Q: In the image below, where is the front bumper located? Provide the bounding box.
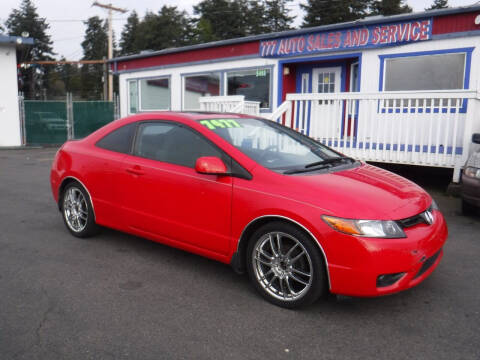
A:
[326,210,448,297]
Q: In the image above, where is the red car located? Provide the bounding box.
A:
[50,112,447,308]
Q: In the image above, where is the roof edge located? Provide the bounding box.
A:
[110,4,480,63]
[0,34,35,46]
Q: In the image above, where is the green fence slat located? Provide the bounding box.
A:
[24,101,68,145]
[23,100,115,145]
[73,101,114,139]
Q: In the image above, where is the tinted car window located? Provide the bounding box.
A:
[134,122,224,168]
[96,123,136,154]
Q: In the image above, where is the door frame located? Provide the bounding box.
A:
[312,66,342,94]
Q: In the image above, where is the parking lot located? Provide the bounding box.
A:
[0,148,479,360]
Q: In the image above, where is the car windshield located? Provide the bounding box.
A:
[198,117,354,174]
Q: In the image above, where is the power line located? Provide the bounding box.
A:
[21,60,105,65]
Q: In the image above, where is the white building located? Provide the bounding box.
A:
[112,5,480,182]
[0,34,33,147]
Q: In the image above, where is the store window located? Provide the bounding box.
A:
[350,63,359,92]
[383,53,466,91]
[140,77,170,110]
[226,68,270,109]
[183,73,221,110]
[128,80,138,114]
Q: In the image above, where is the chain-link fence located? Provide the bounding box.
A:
[19,93,120,146]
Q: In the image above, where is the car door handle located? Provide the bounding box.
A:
[126,166,145,176]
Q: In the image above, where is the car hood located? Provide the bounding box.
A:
[282,163,431,220]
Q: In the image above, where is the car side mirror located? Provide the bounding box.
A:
[195,156,228,175]
[472,133,480,144]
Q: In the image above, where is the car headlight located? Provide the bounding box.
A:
[464,167,480,179]
[322,215,406,238]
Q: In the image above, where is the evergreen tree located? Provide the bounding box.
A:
[120,11,140,55]
[426,0,448,10]
[247,0,268,35]
[193,0,266,41]
[80,16,108,99]
[301,0,370,28]
[370,0,412,16]
[56,59,82,98]
[5,0,54,99]
[264,0,294,32]
[134,6,193,51]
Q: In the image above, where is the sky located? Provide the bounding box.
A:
[0,0,477,60]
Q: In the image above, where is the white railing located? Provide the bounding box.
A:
[269,90,480,182]
[199,95,260,116]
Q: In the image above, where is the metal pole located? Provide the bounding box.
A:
[66,92,75,140]
[103,56,108,101]
[108,8,113,101]
[18,92,26,146]
[92,2,127,102]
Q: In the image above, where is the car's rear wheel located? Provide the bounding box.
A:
[61,182,98,238]
[246,221,327,309]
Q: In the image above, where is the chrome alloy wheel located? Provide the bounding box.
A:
[63,187,88,233]
[252,231,313,302]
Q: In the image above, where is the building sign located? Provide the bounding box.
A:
[260,19,432,57]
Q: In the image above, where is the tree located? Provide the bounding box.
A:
[80,16,108,99]
[370,0,412,16]
[119,11,140,55]
[301,0,371,28]
[264,0,294,32]
[426,0,448,10]
[193,0,246,41]
[134,6,193,51]
[5,0,54,99]
[246,0,268,35]
[193,0,266,41]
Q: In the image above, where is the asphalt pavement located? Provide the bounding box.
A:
[0,148,479,360]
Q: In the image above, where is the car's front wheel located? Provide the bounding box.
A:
[61,182,98,238]
[246,221,327,308]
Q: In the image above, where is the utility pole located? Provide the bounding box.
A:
[92,2,127,101]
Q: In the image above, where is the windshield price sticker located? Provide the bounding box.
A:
[200,119,242,130]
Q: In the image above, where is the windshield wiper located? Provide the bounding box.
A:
[283,165,331,175]
[283,156,356,175]
[304,156,355,168]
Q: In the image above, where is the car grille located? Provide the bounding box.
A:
[414,250,441,279]
[396,206,433,228]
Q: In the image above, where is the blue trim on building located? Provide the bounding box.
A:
[321,141,463,155]
[277,52,362,115]
[378,47,474,113]
[0,35,34,46]
[378,47,474,91]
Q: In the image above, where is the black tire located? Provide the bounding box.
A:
[246,221,327,309]
[60,181,99,238]
[461,199,477,216]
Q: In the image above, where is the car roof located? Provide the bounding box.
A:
[124,111,253,124]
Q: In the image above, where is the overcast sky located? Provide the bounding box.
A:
[0,0,477,60]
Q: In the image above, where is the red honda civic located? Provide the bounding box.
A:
[50,112,447,308]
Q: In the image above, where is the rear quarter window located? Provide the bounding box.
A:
[96,123,136,154]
